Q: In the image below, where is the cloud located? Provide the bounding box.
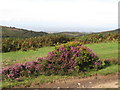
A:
[0,0,118,32]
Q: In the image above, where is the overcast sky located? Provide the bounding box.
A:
[0,0,119,32]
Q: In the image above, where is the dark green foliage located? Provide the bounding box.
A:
[2,35,72,52]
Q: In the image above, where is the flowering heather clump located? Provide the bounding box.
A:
[2,41,102,80]
[41,42,101,75]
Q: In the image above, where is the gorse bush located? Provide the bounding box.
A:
[2,41,102,80]
[55,41,82,50]
[2,35,72,52]
[76,32,119,44]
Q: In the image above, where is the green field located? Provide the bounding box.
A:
[2,42,119,88]
[85,42,118,59]
[2,46,55,67]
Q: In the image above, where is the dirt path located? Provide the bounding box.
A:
[37,73,119,88]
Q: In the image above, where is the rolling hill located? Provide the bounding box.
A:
[1,26,48,38]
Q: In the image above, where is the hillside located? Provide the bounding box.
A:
[1,26,48,38]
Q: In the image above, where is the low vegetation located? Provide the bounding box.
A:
[2,34,72,52]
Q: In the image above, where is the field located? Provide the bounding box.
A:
[85,42,118,59]
[2,41,119,88]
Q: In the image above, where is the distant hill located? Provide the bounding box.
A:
[53,29,119,37]
[1,26,48,38]
[53,32,87,37]
[92,29,119,34]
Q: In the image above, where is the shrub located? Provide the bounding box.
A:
[38,41,101,75]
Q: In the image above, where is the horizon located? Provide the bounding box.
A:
[1,25,117,33]
[0,0,118,32]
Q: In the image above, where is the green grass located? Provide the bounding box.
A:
[85,42,118,59]
[2,46,54,67]
[87,65,119,76]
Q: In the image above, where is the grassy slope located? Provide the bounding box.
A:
[2,26,48,38]
[2,42,119,88]
[2,47,54,67]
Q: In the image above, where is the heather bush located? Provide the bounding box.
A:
[41,41,101,75]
